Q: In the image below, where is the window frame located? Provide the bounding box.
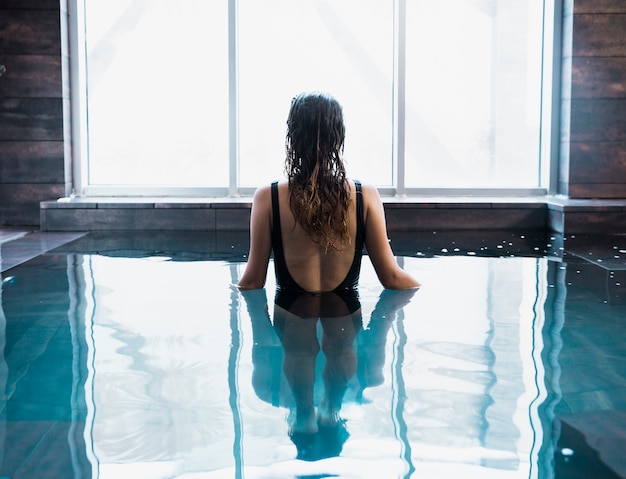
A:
[67,0,562,198]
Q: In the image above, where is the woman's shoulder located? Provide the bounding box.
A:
[349,180,381,201]
[250,184,274,211]
[252,180,290,206]
[254,180,286,194]
[253,183,271,197]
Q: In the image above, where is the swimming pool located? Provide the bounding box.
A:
[1,231,624,478]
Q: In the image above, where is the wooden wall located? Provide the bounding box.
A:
[562,0,626,198]
[0,0,68,226]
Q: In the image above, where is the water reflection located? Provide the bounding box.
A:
[0,251,571,478]
[4,231,626,477]
[242,287,416,462]
[0,261,7,473]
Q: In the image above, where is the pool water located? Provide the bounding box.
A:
[0,231,625,478]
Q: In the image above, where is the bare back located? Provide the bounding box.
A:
[275,180,358,292]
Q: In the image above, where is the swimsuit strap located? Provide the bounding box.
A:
[355,180,364,248]
[270,181,281,248]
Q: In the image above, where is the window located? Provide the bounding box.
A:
[404,0,546,190]
[71,0,556,196]
[82,1,229,189]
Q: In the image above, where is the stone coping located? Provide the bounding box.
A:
[41,195,626,210]
[39,196,626,234]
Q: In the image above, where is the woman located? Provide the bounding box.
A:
[237,92,419,292]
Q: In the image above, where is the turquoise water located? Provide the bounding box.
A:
[1,232,625,478]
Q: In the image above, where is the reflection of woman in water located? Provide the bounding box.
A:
[241,287,416,462]
[274,289,361,461]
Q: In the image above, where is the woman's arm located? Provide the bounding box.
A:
[237,185,273,289]
[362,185,420,290]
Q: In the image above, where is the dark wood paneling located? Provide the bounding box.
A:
[572,14,626,57]
[566,4,626,200]
[0,3,65,226]
[0,54,62,98]
[570,142,626,183]
[0,141,64,182]
[0,98,63,141]
[0,183,64,226]
[0,10,61,55]
[569,183,626,198]
[574,0,626,14]
[0,0,59,9]
[569,99,626,143]
[572,57,626,99]
[569,142,626,184]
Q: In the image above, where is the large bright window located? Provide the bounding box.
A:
[83,1,229,188]
[72,0,555,196]
[405,1,545,189]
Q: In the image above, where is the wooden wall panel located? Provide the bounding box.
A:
[0,141,64,183]
[0,0,59,9]
[572,14,626,57]
[0,98,64,141]
[572,58,626,99]
[574,1,626,14]
[0,184,65,226]
[0,54,62,98]
[570,139,626,197]
[0,10,61,55]
[569,183,626,198]
[565,2,626,199]
[569,142,626,184]
[568,97,626,198]
[569,99,626,143]
[0,2,65,226]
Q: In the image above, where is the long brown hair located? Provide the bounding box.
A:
[285,92,351,252]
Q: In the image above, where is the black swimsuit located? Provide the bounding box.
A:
[271,180,365,296]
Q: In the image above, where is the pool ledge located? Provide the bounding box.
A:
[39,196,626,234]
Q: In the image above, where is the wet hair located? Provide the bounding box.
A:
[285,92,351,252]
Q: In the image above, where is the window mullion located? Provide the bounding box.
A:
[393,0,406,196]
[542,0,563,195]
[69,0,89,196]
[229,0,239,196]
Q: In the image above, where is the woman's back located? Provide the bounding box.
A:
[274,180,360,292]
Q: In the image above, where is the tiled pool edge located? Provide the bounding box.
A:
[40,197,626,234]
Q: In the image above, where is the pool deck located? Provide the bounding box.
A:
[0,229,86,273]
